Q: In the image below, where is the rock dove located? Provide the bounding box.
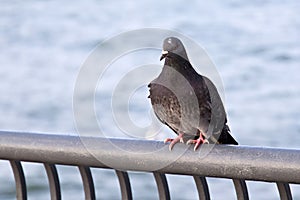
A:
[148,37,238,151]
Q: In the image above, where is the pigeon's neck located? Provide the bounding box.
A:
[163,53,199,78]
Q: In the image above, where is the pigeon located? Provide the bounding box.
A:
[148,37,238,151]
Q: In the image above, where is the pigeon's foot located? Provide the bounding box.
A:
[164,133,184,151]
[186,134,209,151]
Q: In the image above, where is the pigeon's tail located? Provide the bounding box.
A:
[218,125,238,145]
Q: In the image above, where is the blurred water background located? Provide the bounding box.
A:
[0,0,299,199]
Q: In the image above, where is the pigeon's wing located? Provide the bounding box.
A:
[202,76,238,144]
[202,76,227,128]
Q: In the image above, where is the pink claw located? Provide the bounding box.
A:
[186,133,209,151]
[164,133,184,151]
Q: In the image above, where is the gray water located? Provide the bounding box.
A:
[0,0,300,199]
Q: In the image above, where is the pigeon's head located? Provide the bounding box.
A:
[160,37,188,61]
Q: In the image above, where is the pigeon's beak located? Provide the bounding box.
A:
[160,50,168,61]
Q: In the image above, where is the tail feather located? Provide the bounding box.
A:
[218,125,238,145]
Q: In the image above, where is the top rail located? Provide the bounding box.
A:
[0,130,299,184]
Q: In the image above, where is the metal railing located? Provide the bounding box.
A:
[0,130,299,200]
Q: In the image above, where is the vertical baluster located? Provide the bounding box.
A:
[276,182,292,200]
[153,172,170,200]
[233,179,249,200]
[193,176,210,200]
[44,163,61,200]
[78,166,96,200]
[10,160,27,200]
[115,170,132,200]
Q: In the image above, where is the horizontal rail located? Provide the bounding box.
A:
[0,131,300,184]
